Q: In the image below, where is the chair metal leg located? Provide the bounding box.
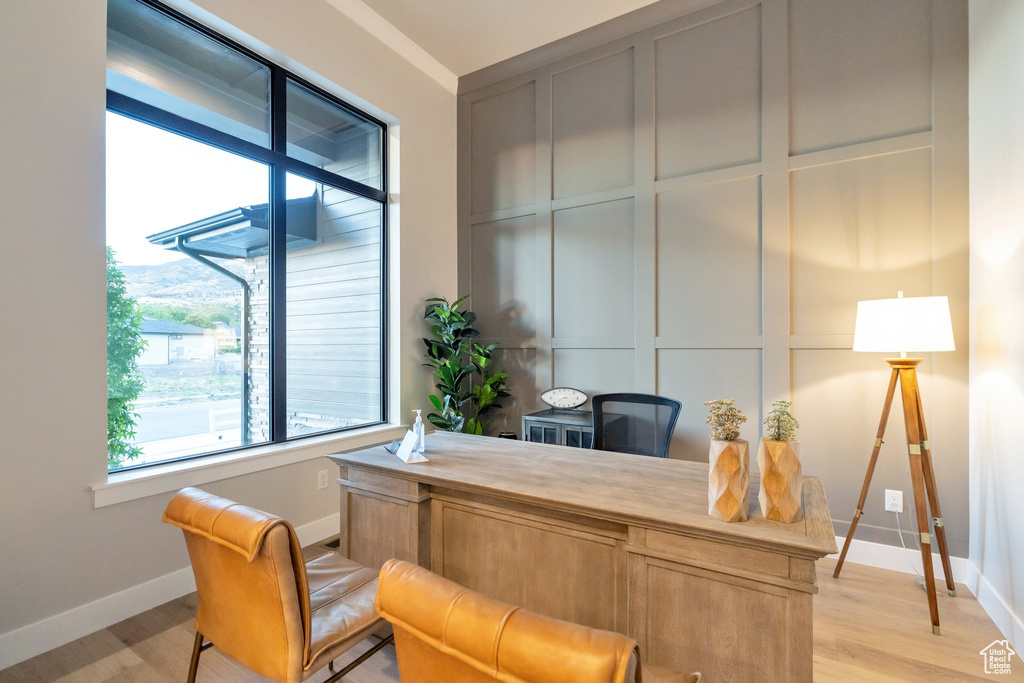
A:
[187,631,204,683]
[323,634,395,683]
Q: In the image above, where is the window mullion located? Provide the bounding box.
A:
[270,67,288,443]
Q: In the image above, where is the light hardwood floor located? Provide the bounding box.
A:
[2,549,1019,682]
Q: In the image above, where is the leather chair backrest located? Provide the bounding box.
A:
[375,559,640,683]
[163,487,312,681]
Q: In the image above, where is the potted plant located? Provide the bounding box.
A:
[422,296,510,434]
[758,400,803,523]
[704,399,749,522]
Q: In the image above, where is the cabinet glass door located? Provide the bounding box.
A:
[528,424,543,443]
[543,426,559,444]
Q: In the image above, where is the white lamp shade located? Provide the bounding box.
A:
[853,296,955,353]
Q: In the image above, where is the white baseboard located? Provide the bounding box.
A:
[294,512,341,548]
[964,561,1024,650]
[0,512,340,671]
[831,535,970,584]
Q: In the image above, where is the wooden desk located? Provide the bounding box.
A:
[328,432,836,681]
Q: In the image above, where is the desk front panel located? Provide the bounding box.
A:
[429,494,628,633]
[337,465,816,681]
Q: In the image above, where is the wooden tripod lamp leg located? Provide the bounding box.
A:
[834,368,900,579]
[915,390,957,597]
[899,365,941,635]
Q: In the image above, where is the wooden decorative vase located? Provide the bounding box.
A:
[708,439,750,522]
[757,439,803,523]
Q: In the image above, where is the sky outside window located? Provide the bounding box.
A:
[106,111,315,267]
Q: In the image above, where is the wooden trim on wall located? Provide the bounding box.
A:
[760,0,790,406]
[633,38,657,393]
[552,337,637,349]
[534,73,555,394]
[656,336,764,349]
[469,205,537,225]
[458,0,758,94]
[551,186,635,212]
[787,131,934,171]
[654,161,763,193]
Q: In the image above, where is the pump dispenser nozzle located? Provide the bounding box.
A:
[412,410,425,453]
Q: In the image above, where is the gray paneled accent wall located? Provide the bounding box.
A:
[458,0,968,555]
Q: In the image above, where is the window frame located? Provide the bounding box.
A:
[106,0,389,472]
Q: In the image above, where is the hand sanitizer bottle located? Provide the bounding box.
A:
[413,410,426,453]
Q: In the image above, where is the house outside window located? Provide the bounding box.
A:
[105,0,387,471]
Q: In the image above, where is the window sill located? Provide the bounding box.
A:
[91,423,408,508]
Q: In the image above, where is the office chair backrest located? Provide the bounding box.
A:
[162,487,311,681]
[375,559,640,682]
[591,393,682,459]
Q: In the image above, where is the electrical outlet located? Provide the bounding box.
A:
[884,489,903,513]
[317,470,329,490]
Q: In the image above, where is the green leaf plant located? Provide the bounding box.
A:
[106,247,148,468]
[422,296,511,435]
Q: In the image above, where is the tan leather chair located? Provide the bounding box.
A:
[162,487,391,683]
[375,559,701,683]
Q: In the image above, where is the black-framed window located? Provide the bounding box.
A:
[105,0,387,472]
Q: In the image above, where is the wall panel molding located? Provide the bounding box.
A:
[533,73,554,390]
[654,161,762,193]
[458,0,968,554]
[633,38,657,393]
[552,337,636,349]
[788,130,934,171]
[459,0,754,93]
[469,205,537,225]
[550,186,636,212]
[657,336,764,349]
[760,0,790,409]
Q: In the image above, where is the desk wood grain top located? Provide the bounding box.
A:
[328,432,837,559]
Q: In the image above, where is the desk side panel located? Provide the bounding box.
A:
[635,556,804,681]
[339,469,430,569]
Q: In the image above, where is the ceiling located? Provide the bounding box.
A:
[353,0,663,76]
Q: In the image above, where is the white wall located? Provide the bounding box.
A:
[968,0,1024,648]
[0,0,455,663]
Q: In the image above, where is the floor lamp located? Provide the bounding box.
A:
[832,292,956,635]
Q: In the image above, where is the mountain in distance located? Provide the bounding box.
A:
[122,258,245,306]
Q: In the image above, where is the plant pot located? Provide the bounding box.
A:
[757,439,803,523]
[708,439,750,522]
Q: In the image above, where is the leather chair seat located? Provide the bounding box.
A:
[305,553,381,670]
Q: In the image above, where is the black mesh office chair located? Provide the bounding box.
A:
[591,393,682,459]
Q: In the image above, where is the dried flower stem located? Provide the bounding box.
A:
[704,398,747,441]
[763,400,799,442]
